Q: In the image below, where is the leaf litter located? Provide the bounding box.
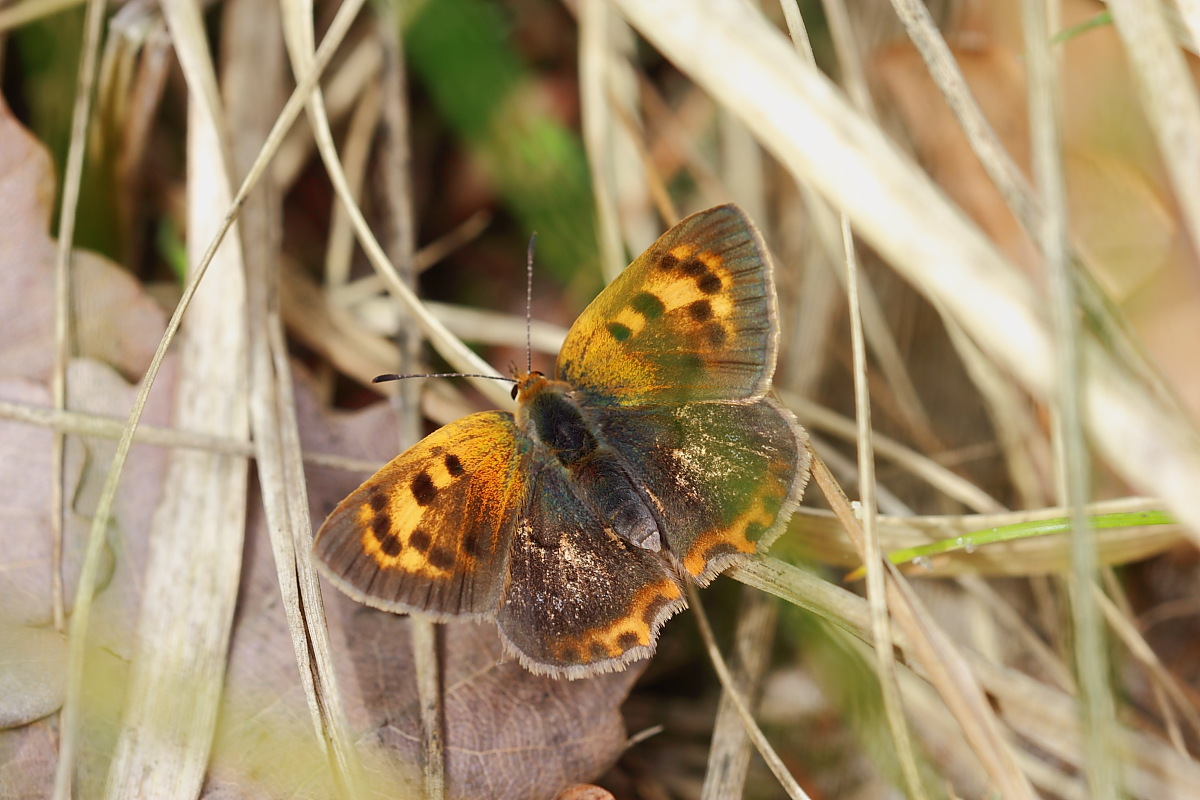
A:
[0,87,638,800]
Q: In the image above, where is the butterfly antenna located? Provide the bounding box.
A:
[373,372,517,385]
[525,232,537,375]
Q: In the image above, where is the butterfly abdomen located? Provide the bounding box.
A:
[568,454,664,552]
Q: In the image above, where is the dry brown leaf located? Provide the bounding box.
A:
[0,94,165,385]
[0,79,637,799]
[0,359,177,795]
[0,91,174,769]
[552,784,617,800]
[0,715,57,799]
[3,364,637,800]
[0,625,67,730]
[204,380,640,800]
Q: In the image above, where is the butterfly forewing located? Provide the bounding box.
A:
[594,398,810,583]
[556,205,780,405]
[496,457,687,677]
[313,411,527,619]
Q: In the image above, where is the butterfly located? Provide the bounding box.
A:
[313,204,810,679]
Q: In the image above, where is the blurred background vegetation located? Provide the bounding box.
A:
[4,0,1200,798]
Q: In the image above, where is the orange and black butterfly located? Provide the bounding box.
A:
[314,205,810,678]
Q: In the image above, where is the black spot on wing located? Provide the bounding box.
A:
[409,529,432,553]
[462,527,485,558]
[687,299,713,322]
[428,546,456,570]
[697,271,722,294]
[411,472,437,506]
[642,591,675,624]
[372,521,403,557]
[444,453,464,476]
[367,489,388,513]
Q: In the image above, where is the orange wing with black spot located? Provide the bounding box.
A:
[313,411,528,619]
[556,205,779,405]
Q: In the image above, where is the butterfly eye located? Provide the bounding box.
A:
[511,383,520,400]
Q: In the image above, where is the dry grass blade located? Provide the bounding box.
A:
[811,451,1037,798]
[323,81,382,292]
[231,0,365,797]
[579,0,629,282]
[51,0,368,795]
[410,618,445,800]
[102,1,249,796]
[50,0,108,640]
[1025,1,1120,796]
[888,0,1037,232]
[686,584,813,800]
[0,398,383,474]
[699,588,777,800]
[378,2,446,794]
[843,215,927,798]
[1108,0,1200,255]
[279,0,510,409]
[49,0,138,793]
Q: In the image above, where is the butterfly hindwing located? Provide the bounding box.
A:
[313,411,528,618]
[496,457,686,677]
[593,398,810,583]
[556,205,779,405]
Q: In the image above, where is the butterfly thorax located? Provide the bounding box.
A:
[514,372,597,466]
[514,371,665,553]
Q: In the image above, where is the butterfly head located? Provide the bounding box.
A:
[511,369,576,419]
[510,369,580,407]
[510,369,544,402]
